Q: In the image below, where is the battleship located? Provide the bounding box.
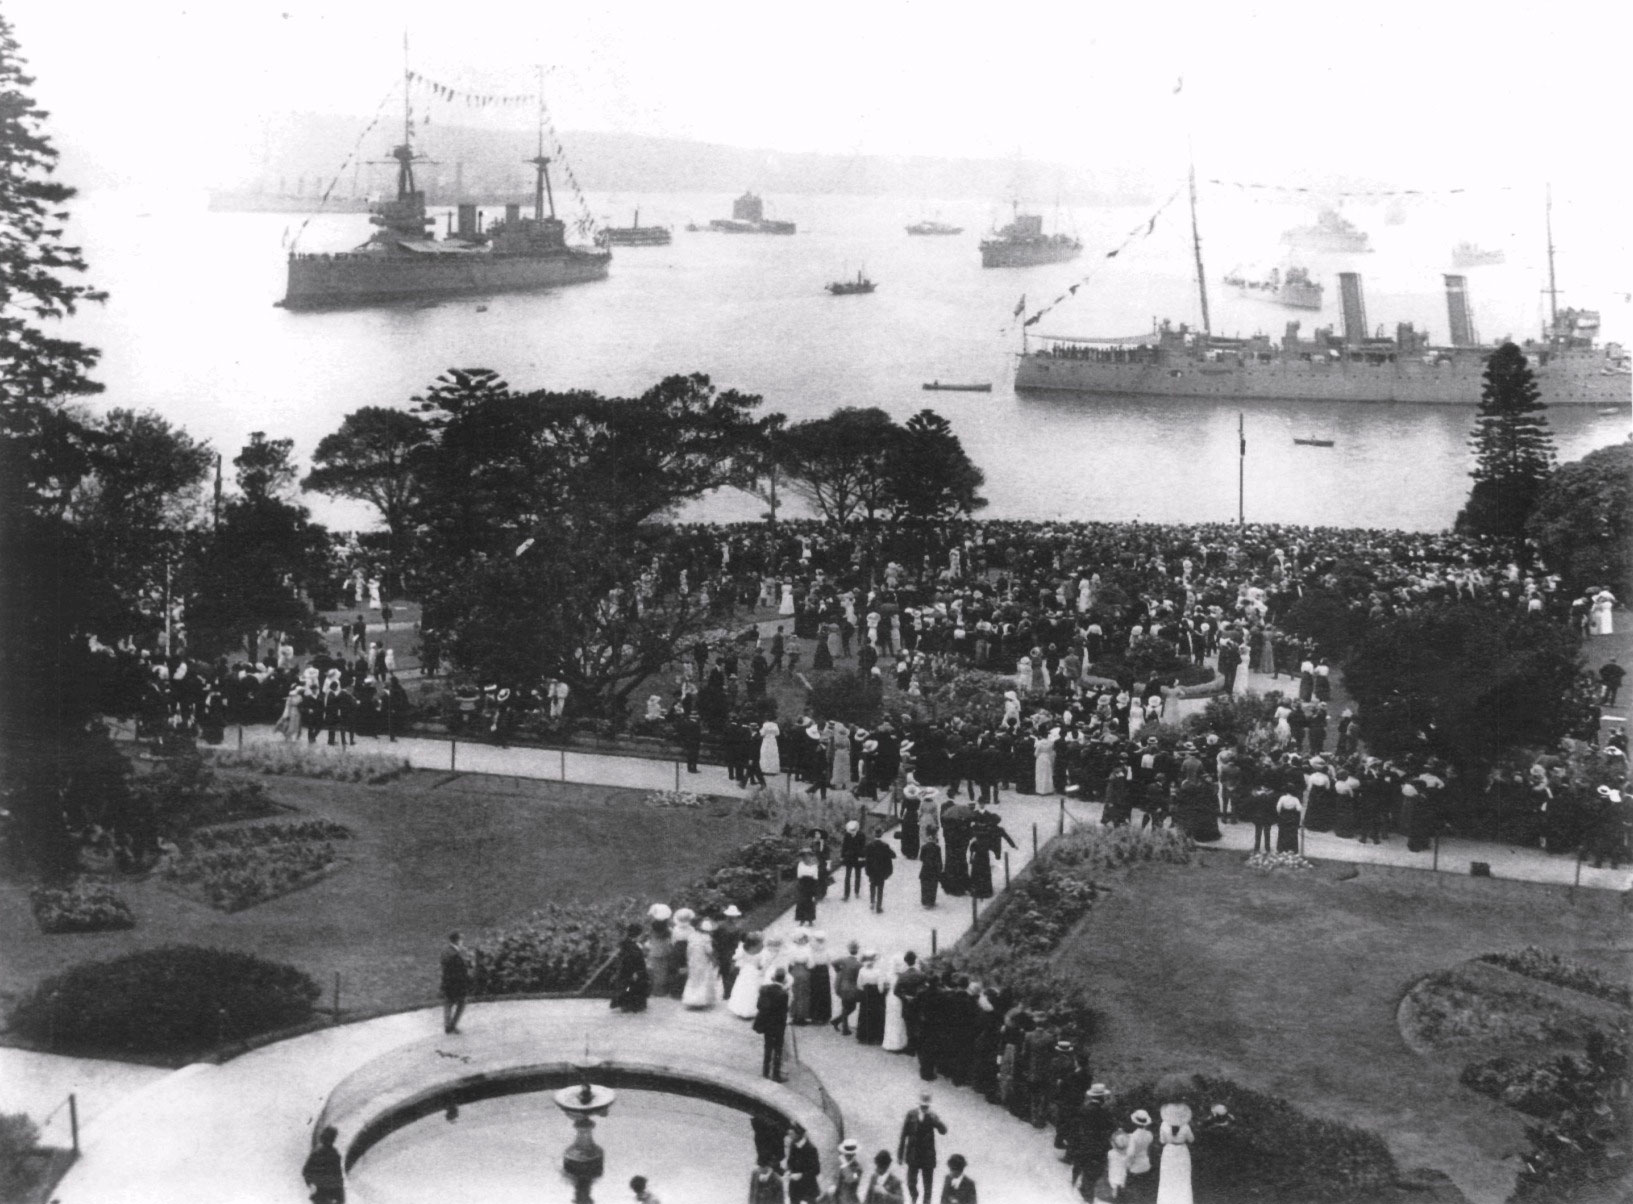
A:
[980,204,1082,268]
[1015,181,1630,407]
[596,209,672,247]
[906,219,963,236]
[701,192,796,234]
[1451,241,1505,268]
[281,75,609,309]
[1223,265,1323,310]
[1282,209,1371,253]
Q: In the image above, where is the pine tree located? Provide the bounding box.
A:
[1455,342,1556,541]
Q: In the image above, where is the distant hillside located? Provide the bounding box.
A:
[207,111,1158,205]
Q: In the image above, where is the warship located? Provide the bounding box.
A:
[596,208,671,247]
[980,204,1082,268]
[1223,265,1323,310]
[705,192,796,234]
[281,75,608,309]
[906,218,963,235]
[1015,181,1630,407]
[1451,241,1505,268]
[1281,208,1371,253]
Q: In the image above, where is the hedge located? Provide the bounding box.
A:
[7,946,320,1056]
[472,899,646,995]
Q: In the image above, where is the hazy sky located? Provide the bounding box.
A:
[12,0,1632,198]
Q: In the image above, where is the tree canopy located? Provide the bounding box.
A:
[1526,440,1633,597]
[1455,342,1556,541]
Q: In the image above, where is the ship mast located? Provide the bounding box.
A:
[528,65,556,222]
[1187,141,1212,338]
[394,31,416,200]
[1544,183,1559,344]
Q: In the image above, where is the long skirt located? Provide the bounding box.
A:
[808,965,833,1024]
[941,841,971,896]
[969,847,994,899]
[790,963,813,1024]
[1276,815,1301,853]
[856,985,886,1045]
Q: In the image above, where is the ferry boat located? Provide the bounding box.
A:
[596,208,672,247]
[282,70,608,308]
[1014,185,1629,407]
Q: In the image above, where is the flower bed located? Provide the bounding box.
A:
[472,899,646,995]
[1479,947,1633,1010]
[30,880,136,935]
[1246,850,1316,873]
[209,744,411,783]
[644,789,705,809]
[1402,968,1601,1049]
[6,945,320,1057]
[162,821,353,912]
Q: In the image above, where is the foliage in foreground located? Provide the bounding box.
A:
[209,743,410,783]
[7,946,319,1056]
[1505,1023,1632,1204]
[472,899,647,995]
[1110,1075,1399,1204]
[30,879,136,934]
[0,1112,44,1199]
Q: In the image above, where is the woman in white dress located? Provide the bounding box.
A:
[828,722,852,792]
[779,581,796,616]
[759,720,782,777]
[881,956,909,1052]
[1155,1103,1195,1204]
[1273,703,1294,747]
[1015,655,1033,693]
[273,686,302,741]
[682,918,723,1009]
[1127,694,1145,739]
[726,934,764,1019]
[1034,728,1059,796]
[1593,589,1617,635]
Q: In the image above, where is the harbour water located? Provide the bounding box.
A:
[63,187,1629,532]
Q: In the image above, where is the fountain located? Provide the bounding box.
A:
[553,1067,616,1203]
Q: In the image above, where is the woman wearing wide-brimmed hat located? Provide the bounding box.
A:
[1155,1102,1194,1204]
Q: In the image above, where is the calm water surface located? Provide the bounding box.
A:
[63,188,1630,531]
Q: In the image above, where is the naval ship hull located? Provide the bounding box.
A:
[1014,350,1630,406]
[980,242,1082,268]
[282,248,610,309]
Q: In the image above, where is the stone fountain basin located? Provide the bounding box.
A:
[316,1008,843,1185]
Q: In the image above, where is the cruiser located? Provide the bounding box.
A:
[1223,265,1323,311]
[1015,181,1629,407]
[1282,208,1371,253]
[282,72,608,309]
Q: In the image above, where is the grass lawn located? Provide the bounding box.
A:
[1054,852,1629,1204]
[0,770,768,1033]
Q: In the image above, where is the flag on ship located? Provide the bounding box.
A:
[1013,295,1026,318]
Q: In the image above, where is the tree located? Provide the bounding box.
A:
[184,433,330,659]
[885,408,986,525]
[302,406,430,591]
[0,14,114,877]
[1343,602,1583,769]
[1526,441,1633,598]
[68,409,212,640]
[1455,343,1556,541]
[779,407,900,527]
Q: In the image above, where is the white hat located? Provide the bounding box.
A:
[846,820,860,833]
[1131,1109,1152,1126]
[722,905,742,918]
[647,903,672,922]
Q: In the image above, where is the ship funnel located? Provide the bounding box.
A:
[457,203,478,237]
[1338,273,1367,345]
[1443,275,1474,347]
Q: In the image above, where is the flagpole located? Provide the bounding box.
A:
[1237,412,1245,526]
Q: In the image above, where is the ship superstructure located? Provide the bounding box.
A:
[980,204,1081,268]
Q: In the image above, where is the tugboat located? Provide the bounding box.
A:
[826,270,876,295]
[706,191,796,234]
[282,68,608,308]
[1451,242,1505,268]
[980,203,1082,268]
[1281,209,1371,253]
[907,218,963,236]
[596,208,671,247]
[1223,265,1323,310]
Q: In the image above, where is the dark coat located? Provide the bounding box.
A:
[787,1136,823,1202]
[754,982,790,1034]
[898,1107,948,1166]
[864,837,896,881]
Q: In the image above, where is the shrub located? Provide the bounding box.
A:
[805,670,885,727]
[1047,823,1197,872]
[162,821,352,911]
[1186,690,1287,741]
[735,788,856,835]
[1404,969,1600,1048]
[472,899,645,995]
[1479,947,1633,1010]
[1246,850,1316,873]
[6,946,320,1056]
[1107,1075,1398,1204]
[31,880,136,934]
[130,745,277,838]
[0,1112,43,1199]
[1508,1023,1632,1203]
[208,744,410,783]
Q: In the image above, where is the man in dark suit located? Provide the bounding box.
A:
[893,952,929,1055]
[753,968,790,1082]
[939,1153,976,1204]
[786,1122,822,1203]
[864,827,897,913]
[671,705,701,773]
[713,906,743,996]
[839,820,867,900]
[897,1090,948,1204]
[1217,637,1242,694]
